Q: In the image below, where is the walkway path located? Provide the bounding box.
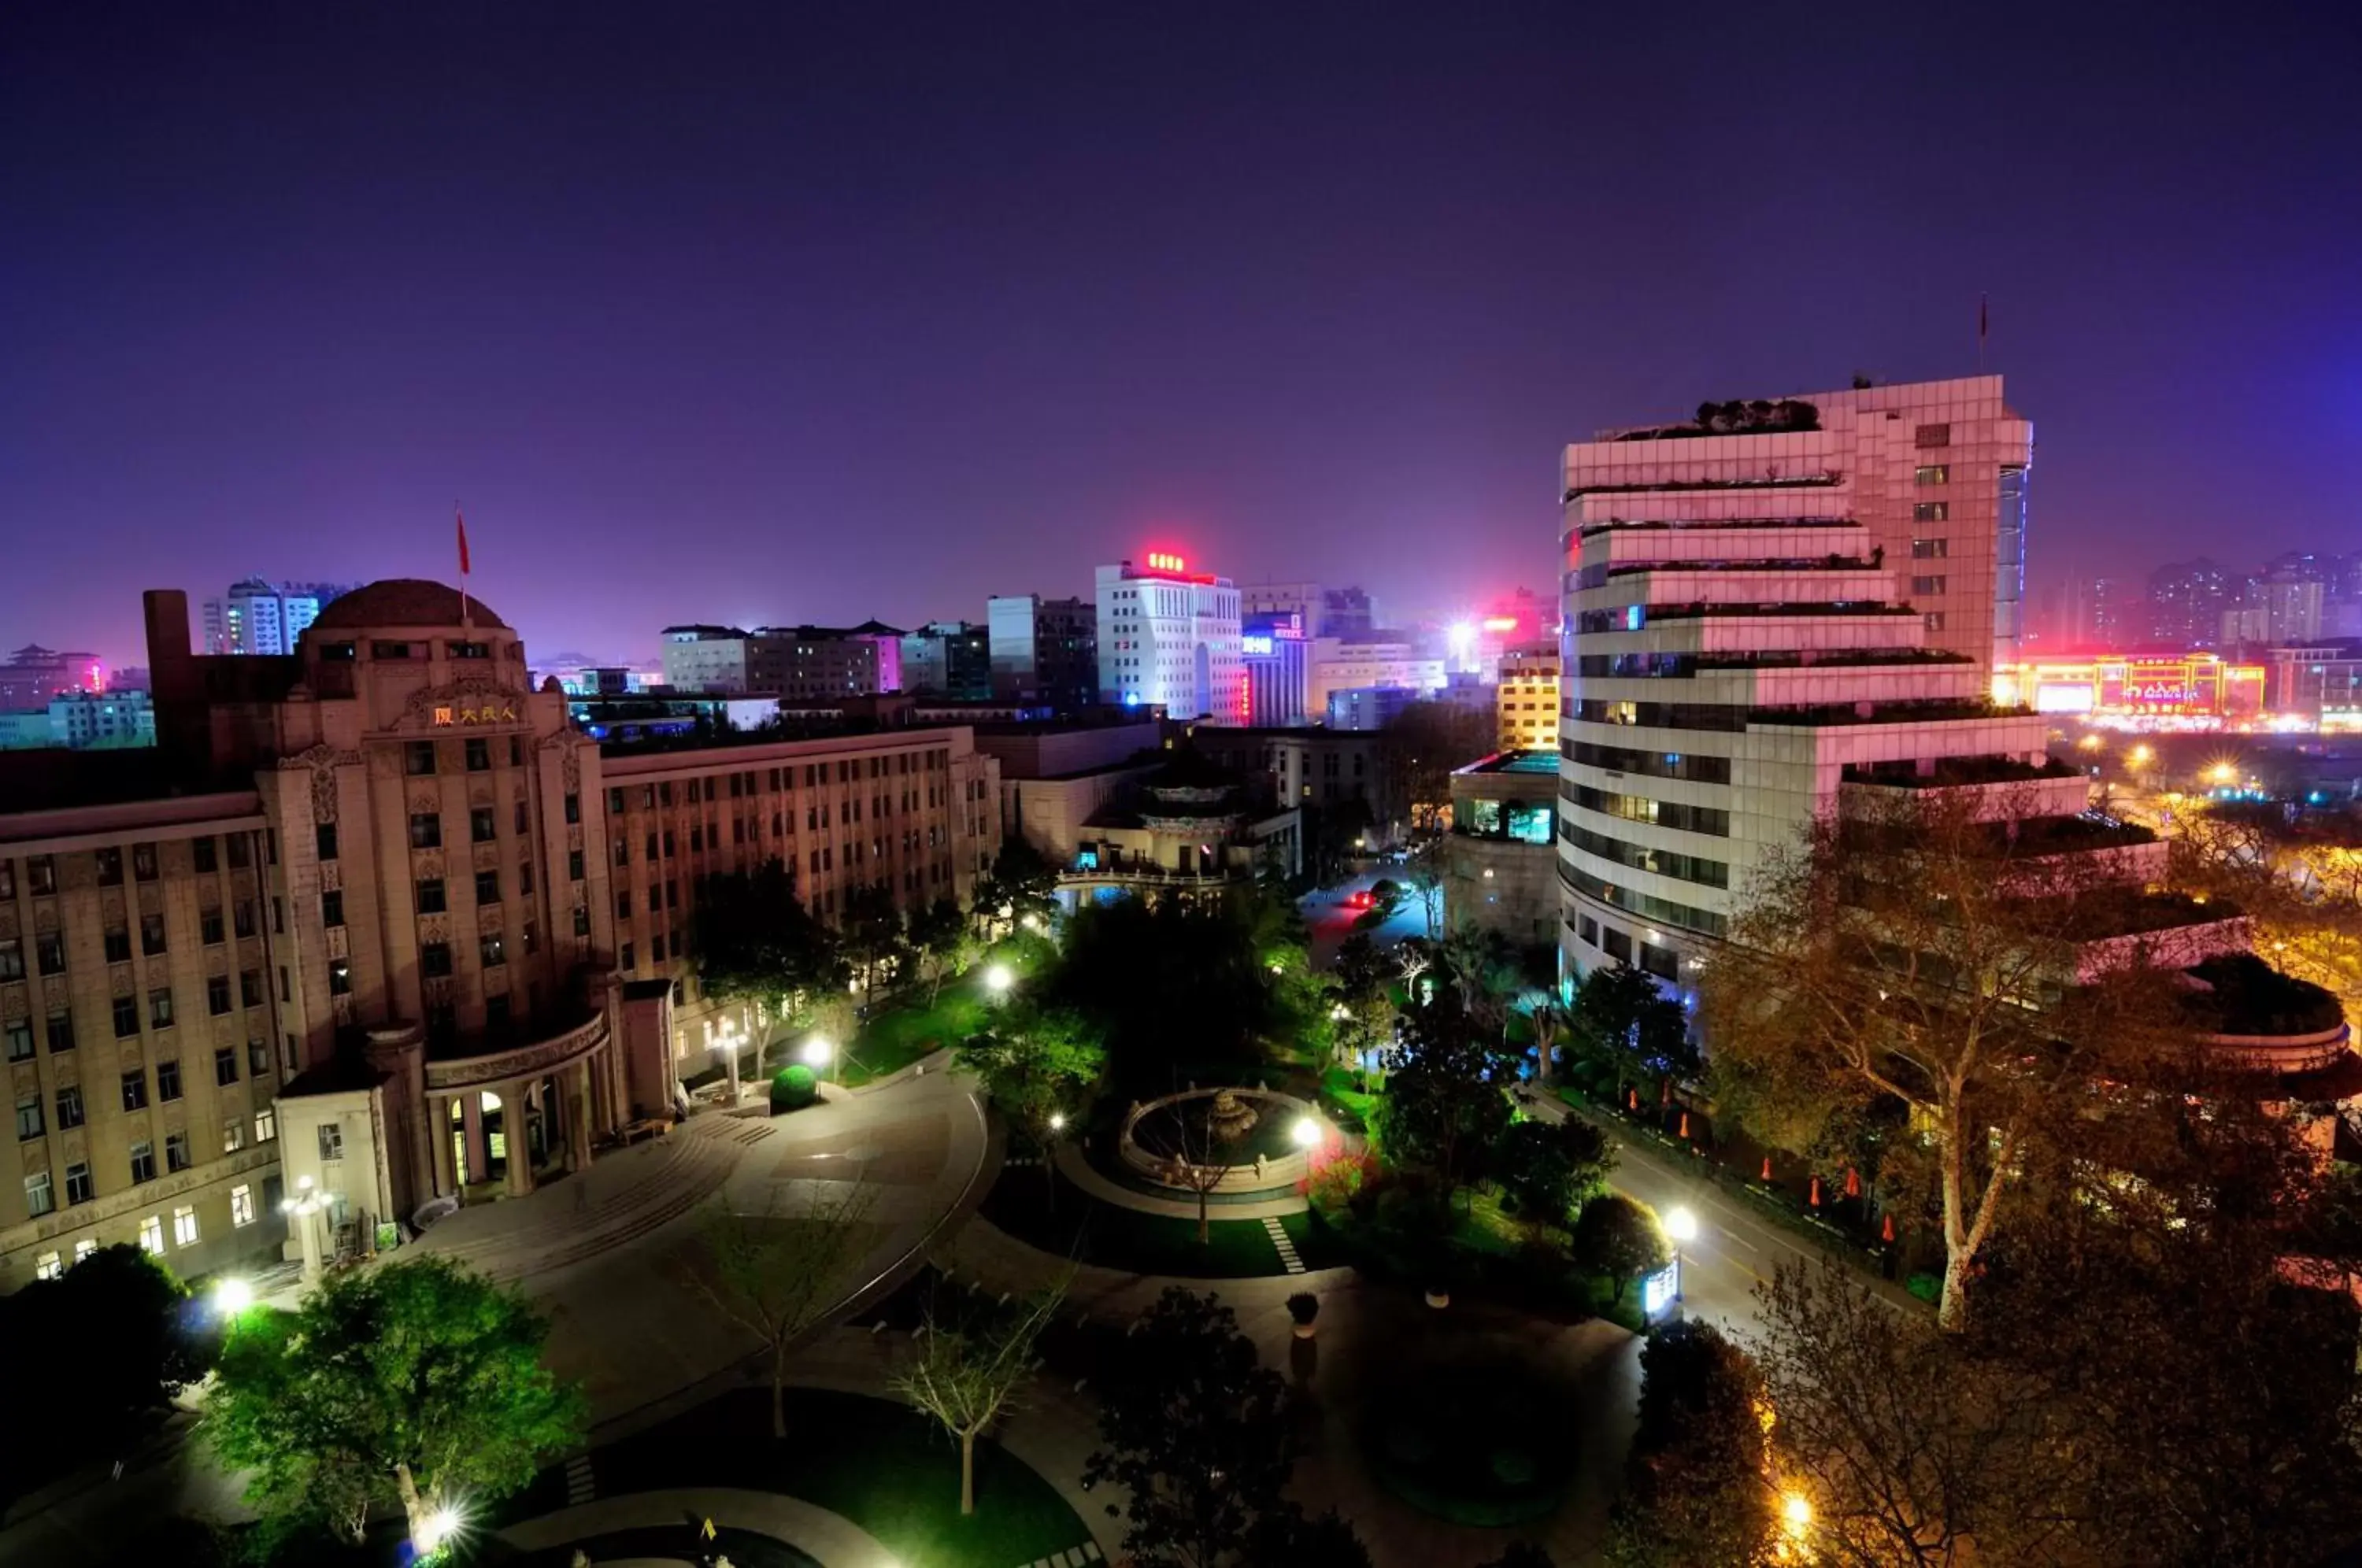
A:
[499,1486,896,1567]
[1052,1141,1308,1220]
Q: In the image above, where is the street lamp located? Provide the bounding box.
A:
[709,1019,742,1106]
[1048,1111,1066,1133]
[983,963,1014,996]
[2128,743,2154,767]
[212,1276,255,1318]
[1781,1491,1814,1551]
[1665,1204,1698,1304]
[414,1503,465,1559]
[280,1176,326,1283]
[1290,1116,1323,1150]
[801,1034,836,1078]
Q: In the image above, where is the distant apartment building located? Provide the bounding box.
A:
[1319,586,1379,638]
[2145,559,2238,650]
[1241,612,1311,727]
[200,580,357,656]
[0,692,159,752]
[1496,642,1561,751]
[0,645,106,710]
[1241,582,1324,637]
[899,622,990,701]
[2224,575,2326,649]
[1325,686,1416,731]
[1096,555,1243,723]
[985,595,1099,711]
[661,623,905,698]
[1306,637,1445,718]
[1191,724,1398,841]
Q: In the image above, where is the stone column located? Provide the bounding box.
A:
[428,1096,457,1196]
[567,1061,594,1172]
[460,1093,488,1188]
[501,1086,536,1198]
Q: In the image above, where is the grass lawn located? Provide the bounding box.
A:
[982,1161,1346,1278]
[591,1386,1093,1568]
[1319,1064,1379,1131]
[839,982,991,1086]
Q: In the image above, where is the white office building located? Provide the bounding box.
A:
[201,579,357,656]
[1096,554,1243,723]
[1559,377,2055,985]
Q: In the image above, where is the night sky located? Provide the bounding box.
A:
[6,2,2357,668]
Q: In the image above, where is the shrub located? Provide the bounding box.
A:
[770,1064,819,1113]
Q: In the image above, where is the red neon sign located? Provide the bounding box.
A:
[1145,551,1187,574]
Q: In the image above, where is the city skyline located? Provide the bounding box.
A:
[8,4,2360,666]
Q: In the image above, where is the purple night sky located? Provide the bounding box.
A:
[5,3,2358,668]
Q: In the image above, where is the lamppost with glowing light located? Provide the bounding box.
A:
[280,1175,326,1283]
[1780,1490,1814,1559]
[212,1276,256,1318]
[802,1034,836,1082]
[983,963,1014,997]
[413,1503,465,1562]
[709,1018,743,1106]
[1665,1204,1698,1305]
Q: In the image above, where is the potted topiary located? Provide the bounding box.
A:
[769,1063,819,1115]
[1287,1292,1320,1340]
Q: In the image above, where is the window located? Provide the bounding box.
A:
[420,941,453,978]
[0,938,20,981]
[156,1058,182,1101]
[374,640,413,660]
[140,913,167,956]
[225,835,250,869]
[138,1215,163,1255]
[105,926,132,963]
[187,835,217,875]
[608,787,626,815]
[409,812,442,849]
[249,1039,268,1075]
[470,807,497,844]
[1911,575,1948,596]
[663,830,676,857]
[55,1085,82,1129]
[1912,537,1949,559]
[208,976,232,1015]
[328,959,351,997]
[1912,501,1949,523]
[235,900,257,937]
[215,1046,239,1086]
[3,1021,29,1063]
[486,993,512,1031]
[169,1204,198,1248]
[122,1070,149,1112]
[1914,463,1949,485]
[665,879,677,908]
[65,1162,93,1205]
[149,988,175,1029]
[95,847,123,885]
[513,800,528,834]
[465,738,491,772]
[651,934,666,963]
[519,862,534,894]
[200,908,224,945]
[476,869,501,905]
[231,1184,255,1226]
[1923,611,1947,632]
[568,849,584,882]
[17,1093,43,1141]
[620,941,635,969]
[1914,422,1951,449]
[614,838,630,868]
[316,822,339,861]
[416,877,447,914]
[25,1173,54,1218]
[573,906,591,937]
[510,737,524,767]
[317,1122,344,1161]
[129,1141,156,1184]
[449,639,491,659]
[34,1249,60,1279]
[407,740,438,775]
[240,970,262,1007]
[564,793,580,825]
[254,1108,276,1143]
[166,1131,191,1172]
[272,896,286,934]
[480,933,506,969]
[28,854,57,893]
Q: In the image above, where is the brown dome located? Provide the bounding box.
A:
[311,580,508,631]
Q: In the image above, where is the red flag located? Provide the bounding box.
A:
[1979,294,1989,343]
[455,505,472,577]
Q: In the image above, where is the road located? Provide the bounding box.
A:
[1299,867,1435,967]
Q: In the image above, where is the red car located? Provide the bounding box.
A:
[1344,889,1375,910]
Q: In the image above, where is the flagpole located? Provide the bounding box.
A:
[1978,294,1988,373]
[455,502,472,629]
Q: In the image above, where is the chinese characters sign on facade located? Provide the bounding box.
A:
[433,704,520,727]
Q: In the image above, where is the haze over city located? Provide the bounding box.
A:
[8,2,2360,666]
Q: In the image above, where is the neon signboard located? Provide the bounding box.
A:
[1144,551,1187,574]
[1240,635,1274,655]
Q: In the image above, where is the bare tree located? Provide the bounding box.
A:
[1701,785,2197,1331]
[683,1181,877,1437]
[2175,803,2362,1022]
[890,1278,1068,1514]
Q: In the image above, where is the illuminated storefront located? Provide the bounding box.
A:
[1992,653,2265,724]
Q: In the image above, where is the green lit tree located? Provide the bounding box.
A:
[1572,1193,1672,1305]
[975,838,1061,936]
[907,894,979,1004]
[956,1004,1105,1201]
[839,881,909,1007]
[690,858,846,1038]
[891,1280,1067,1514]
[1491,1115,1615,1226]
[205,1256,583,1551]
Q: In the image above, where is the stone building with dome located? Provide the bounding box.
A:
[0,580,1000,1289]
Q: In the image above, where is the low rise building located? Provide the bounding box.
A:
[1097,555,1243,723]
[986,595,1099,712]
[1442,752,1560,949]
[1496,642,1561,752]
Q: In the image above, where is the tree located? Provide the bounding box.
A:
[891,1281,1066,1514]
[1571,1193,1671,1304]
[1565,963,1694,1086]
[1491,1116,1615,1225]
[1698,786,2194,1332]
[1332,934,1399,1088]
[206,1256,583,1551]
[690,859,846,1041]
[907,894,978,1004]
[683,1182,877,1437]
[1378,701,1496,837]
[975,837,1060,936]
[1372,998,1516,1205]
[1083,1288,1295,1568]
[956,1004,1105,1202]
[2175,802,2362,1022]
[840,881,909,1007]
[1047,890,1292,1086]
[1244,1506,1374,1567]
[1605,1321,1775,1567]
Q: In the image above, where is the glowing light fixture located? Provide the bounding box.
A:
[1781,1492,1813,1539]
[983,963,1014,994]
[1665,1206,1699,1243]
[801,1035,834,1068]
[2128,744,2154,766]
[1290,1117,1323,1149]
[1049,1112,1066,1132]
[213,1277,255,1316]
[415,1506,464,1557]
